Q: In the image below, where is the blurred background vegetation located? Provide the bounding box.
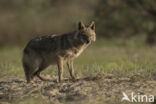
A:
[0,0,156,46]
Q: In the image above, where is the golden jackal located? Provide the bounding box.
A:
[22,21,96,83]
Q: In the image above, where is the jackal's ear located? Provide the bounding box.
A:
[89,21,95,30]
[78,21,85,30]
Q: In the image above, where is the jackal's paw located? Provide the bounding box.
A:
[71,76,77,82]
[72,75,76,79]
[57,79,64,83]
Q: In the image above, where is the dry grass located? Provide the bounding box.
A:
[0,38,156,104]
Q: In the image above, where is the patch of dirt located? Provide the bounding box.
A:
[0,74,156,104]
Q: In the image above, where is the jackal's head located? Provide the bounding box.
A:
[78,21,96,44]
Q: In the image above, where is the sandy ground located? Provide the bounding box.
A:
[0,74,156,104]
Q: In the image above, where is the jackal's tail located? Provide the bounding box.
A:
[22,53,32,83]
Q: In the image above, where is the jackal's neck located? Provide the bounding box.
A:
[71,31,86,48]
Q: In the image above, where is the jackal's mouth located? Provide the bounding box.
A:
[92,36,96,42]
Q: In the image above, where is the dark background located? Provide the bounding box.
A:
[0,0,156,45]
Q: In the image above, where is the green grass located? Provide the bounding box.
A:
[0,37,156,79]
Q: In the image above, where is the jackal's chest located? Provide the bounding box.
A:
[74,48,84,57]
[62,46,86,59]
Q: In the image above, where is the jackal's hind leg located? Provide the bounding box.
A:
[33,64,48,81]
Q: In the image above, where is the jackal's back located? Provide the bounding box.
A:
[24,32,86,60]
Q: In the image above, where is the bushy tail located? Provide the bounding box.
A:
[23,63,31,83]
[22,53,32,83]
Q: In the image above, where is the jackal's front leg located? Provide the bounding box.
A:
[57,58,64,82]
[67,59,76,80]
